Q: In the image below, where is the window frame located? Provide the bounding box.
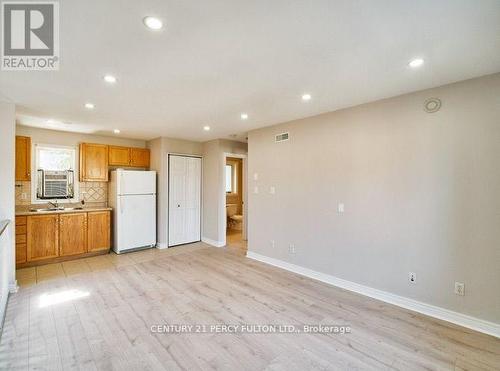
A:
[31,143,79,204]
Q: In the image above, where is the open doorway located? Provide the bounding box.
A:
[224,154,247,251]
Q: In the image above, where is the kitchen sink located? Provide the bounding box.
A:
[30,208,63,212]
[29,207,84,212]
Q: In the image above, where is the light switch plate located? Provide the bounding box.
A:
[253,173,259,181]
[338,203,345,213]
[254,186,259,194]
[270,186,275,194]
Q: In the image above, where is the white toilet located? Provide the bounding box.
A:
[226,204,243,230]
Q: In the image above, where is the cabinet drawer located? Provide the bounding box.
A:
[16,216,27,226]
[16,234,27,244]
[16,225,27,235]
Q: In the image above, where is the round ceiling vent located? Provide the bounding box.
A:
[424,98,441,113]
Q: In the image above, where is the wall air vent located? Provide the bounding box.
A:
[275,132,289,143]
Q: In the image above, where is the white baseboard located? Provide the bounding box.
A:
[8,281,18,294]
[156,242,169,250]
[202,237,225,248]
[246,251,500,339]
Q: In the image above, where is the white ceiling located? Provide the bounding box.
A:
[1,0,500,142]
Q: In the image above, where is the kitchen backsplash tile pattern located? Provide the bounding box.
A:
[15,181,31,205]
[80,182,107,203]
[15,181,107,205]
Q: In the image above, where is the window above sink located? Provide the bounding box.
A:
[32,144,79,204]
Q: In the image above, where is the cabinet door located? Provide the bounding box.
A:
[109,146,131,166]
[16,244,27,264]
[15,136,31,181]
[27,215,59,261]
[59,213,88,256]
[80,143,109,181]
[87,211,111,252]
[130,148,150,168]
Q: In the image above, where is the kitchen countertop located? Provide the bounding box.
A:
[16,206,112,216]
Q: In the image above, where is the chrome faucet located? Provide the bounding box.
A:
[48,200,60,209]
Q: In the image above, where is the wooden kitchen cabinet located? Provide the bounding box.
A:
[80,143,109,181]
[59,213,88,256]
[130,148,150,168]
[87,211,111,252]
[15,136,31,181]
[108,146,150,168]
[27,214,59,261]
[17,210,111,268]
[108,146,131,166]
[15,216,27,264]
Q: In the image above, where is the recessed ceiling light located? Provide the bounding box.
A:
[409,58,424,68]
[302,93,312,101]
[113,129,120,134]
[143,16,163,30]
[103,74,117,83]
[84,103,95,109]
[203,126,211,131]
[240,113,248,120]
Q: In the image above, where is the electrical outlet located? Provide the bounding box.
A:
[270,240,275,248]
[338,203,345,213]
[253,173,259,181]
[408,272,416,283]
[289,244,296,254]
[253,186,259,194]
[454,282,465,296]
[270,186,276,194]
[20,192,27,200]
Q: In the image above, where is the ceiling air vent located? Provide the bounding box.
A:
[275,132,289,143]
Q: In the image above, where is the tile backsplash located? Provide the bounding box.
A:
[80,182,107,203]
[15,180,108,205]
[15,181,31,205]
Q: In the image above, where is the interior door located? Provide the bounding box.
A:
[168,155,201,246]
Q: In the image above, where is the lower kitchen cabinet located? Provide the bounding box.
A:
[87,211,110,252]
[59,213,88,256]
[15,216,27,264]
[18,210,111,267]
[27,214,59,261]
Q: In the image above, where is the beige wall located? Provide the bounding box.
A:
[247,73,500,324]
[147,137,203,247]
[16,125,146,148]
[0,101,16,328]
[202,139,247,244]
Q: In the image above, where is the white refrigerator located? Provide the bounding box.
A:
[109,170,156,253]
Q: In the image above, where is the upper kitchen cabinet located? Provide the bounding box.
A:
[130,148,150,168]
[80,143,109,181]
[108,146,150,168]
[109,146,131,166]
[15,136,31,181]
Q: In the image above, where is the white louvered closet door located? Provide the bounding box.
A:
[168,155,201,246]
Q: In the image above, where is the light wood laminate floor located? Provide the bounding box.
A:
[1,243,499,370]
